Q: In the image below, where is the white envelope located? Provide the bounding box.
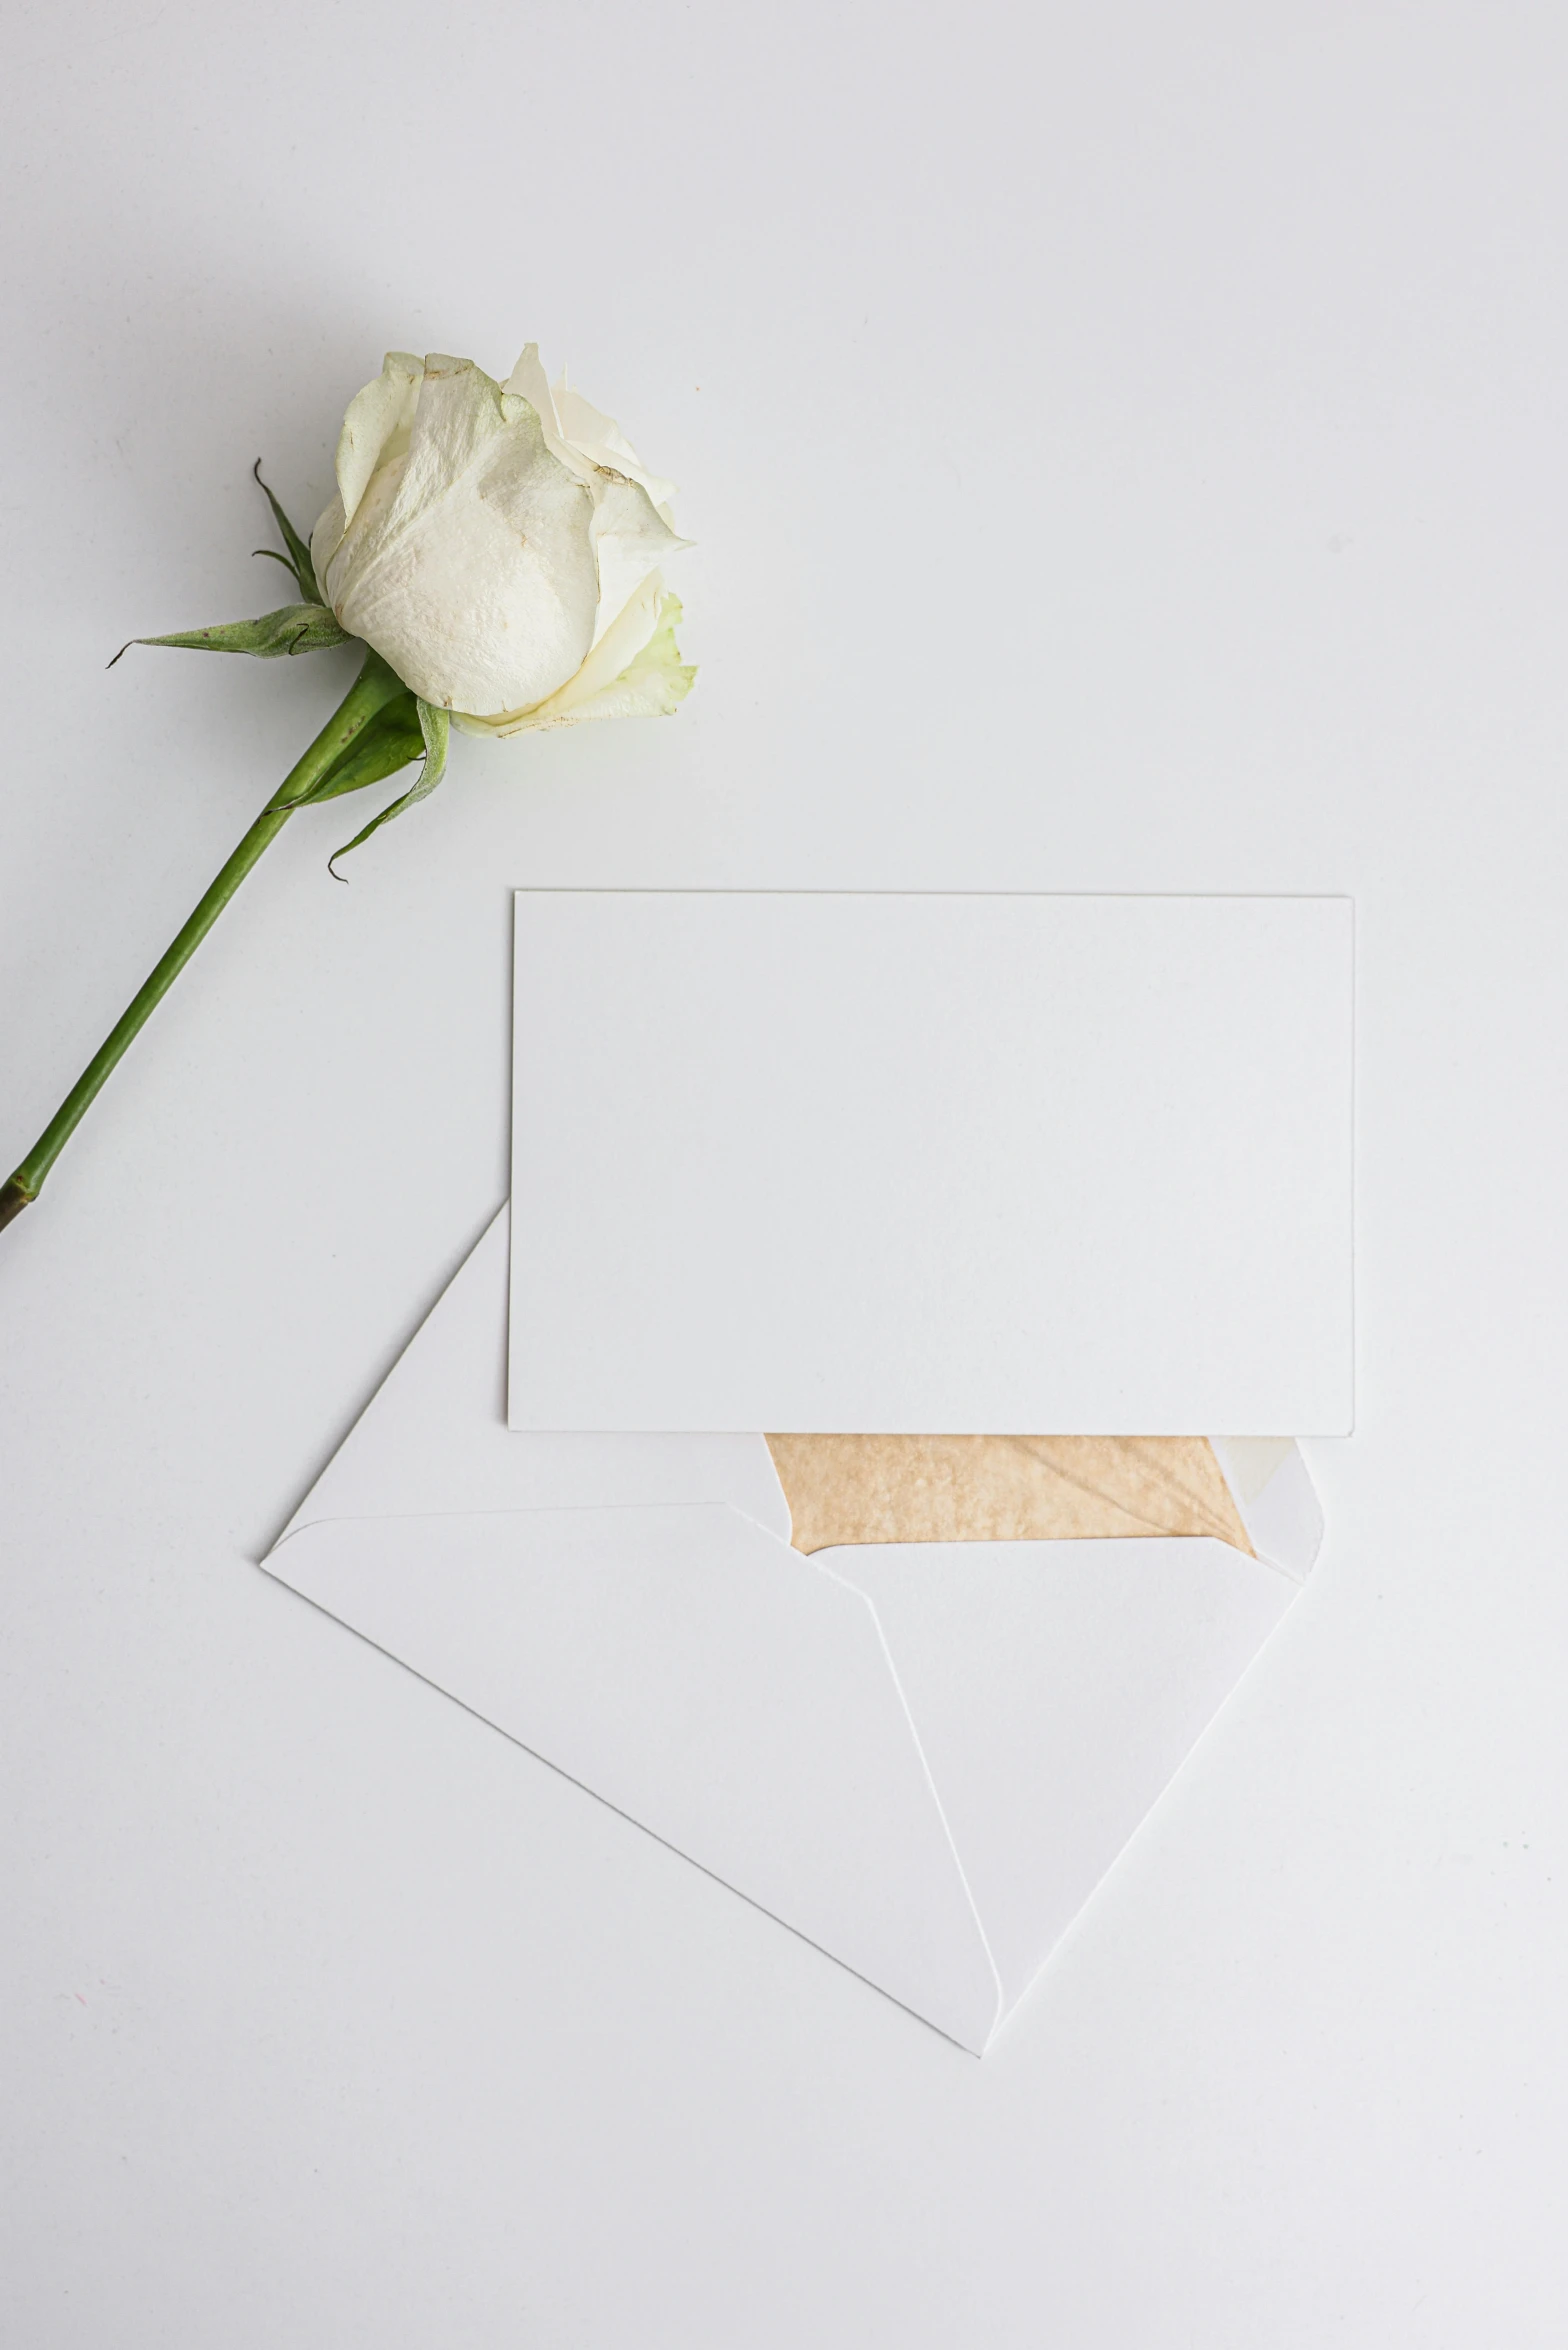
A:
[264,1207,1325,2052]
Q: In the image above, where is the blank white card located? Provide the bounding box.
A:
[510,893,1353,1435]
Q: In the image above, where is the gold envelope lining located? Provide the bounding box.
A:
[763,1434,1255,1559]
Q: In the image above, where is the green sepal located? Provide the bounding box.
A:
[253,460,323,604]
[329,700,451,877]
[280,693,425,807]
[108,603,349,664]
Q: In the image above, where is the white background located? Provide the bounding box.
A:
[2,3,1564,2342]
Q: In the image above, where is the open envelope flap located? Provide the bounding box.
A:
[276,1207,1320,1578]
[267,1501,1004,2050]
[275,1208,792,1539]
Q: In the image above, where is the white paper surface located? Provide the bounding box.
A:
[266,1209,1316,2052]
[509,892,1354,1434]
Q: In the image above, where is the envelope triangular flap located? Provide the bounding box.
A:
[278,1208,791,1541]
[828,1535,1298,2027]
[268,1501,1003,2050]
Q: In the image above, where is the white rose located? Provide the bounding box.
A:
[310,347,695,734]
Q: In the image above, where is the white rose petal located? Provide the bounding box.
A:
[552,376,679,513]
[587,471,687,647]
[502,344,569,460]
[457,574,695,737]
[336,350,422,529]
[502,345,687,642]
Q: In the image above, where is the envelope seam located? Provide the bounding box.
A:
[805,1548,1006,2048]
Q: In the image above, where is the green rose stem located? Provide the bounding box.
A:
[0,650,405,1235]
